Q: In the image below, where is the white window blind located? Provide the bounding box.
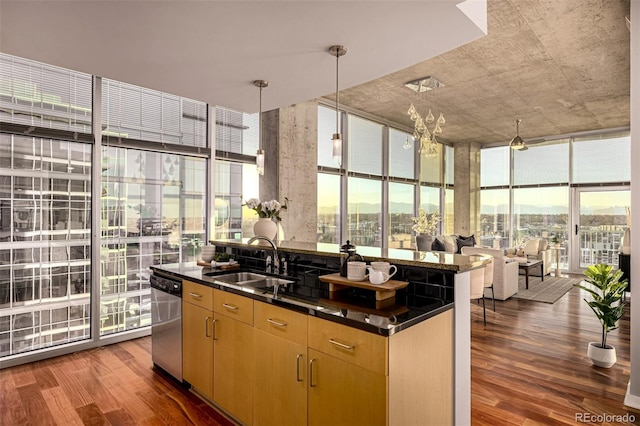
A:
[215,107,258,156]
[102,79,207,147]
[0,53,92,137]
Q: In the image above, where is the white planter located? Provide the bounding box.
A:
[621,227,631,254]
[253,217,278,240]
[416,234,433,251]
[587,342,616,368]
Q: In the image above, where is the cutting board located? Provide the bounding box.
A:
[196,261,240,270]
[318,273,408,308]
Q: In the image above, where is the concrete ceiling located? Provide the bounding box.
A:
[331,0,631,145]
[0,0,486,115]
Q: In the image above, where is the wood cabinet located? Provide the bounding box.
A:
[182,280,214,400]
[181,283,453,426]
[213,289,254,426]
[307,316,387,426]
[308,348,387,426]
[253,303,308,426]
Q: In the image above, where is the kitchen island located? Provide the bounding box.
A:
[151,240,489,425]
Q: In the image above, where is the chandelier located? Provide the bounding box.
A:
[405,76,445,158]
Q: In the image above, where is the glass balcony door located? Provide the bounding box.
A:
[570,187,630,273]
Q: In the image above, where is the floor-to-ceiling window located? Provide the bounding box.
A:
[0,54,93,357]
[387,128,415,249]
[570,132,630,271]
[1,53,211,364]
[100,79,207,336]
[213,107,259,239]
[480,146,510,248]
[317,103,444,248]
[480,130,630,271]
[347,116,383,246]
[317,105,342,244]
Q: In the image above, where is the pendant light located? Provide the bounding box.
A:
[254,79,268,175]
[509,119,527,150]
[329,45,347,165]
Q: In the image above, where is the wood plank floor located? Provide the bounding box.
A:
[0,278,637,425]
[0,338,233,426]
[471,277,637,425]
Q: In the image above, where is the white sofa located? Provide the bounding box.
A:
[461,246,519,301]
[505,238,553,276]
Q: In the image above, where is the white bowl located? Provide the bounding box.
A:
[201,246,216,262]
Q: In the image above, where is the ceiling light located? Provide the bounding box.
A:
[404,76,445,93]
[509,119,527,150]
[254,79,268,175]
[329,45,347,165]
[406,76,445,158]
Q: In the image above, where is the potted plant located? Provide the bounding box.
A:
[576,263,628,368]
[550,234,560,247]
[411,208,441,251]
[244,197,290,240]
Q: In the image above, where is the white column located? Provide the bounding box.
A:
[625,0,640,410]
[453,270,471,425]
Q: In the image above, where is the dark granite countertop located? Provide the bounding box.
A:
[210,238,490,272]
[151,262,453,337]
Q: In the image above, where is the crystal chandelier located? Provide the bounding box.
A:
[405,76,445,158]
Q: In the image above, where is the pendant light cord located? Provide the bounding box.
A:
[259,85,263,151]
[335,51,339,134]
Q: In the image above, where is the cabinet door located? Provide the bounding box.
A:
[253,329,307,426]
[213,312,255,426]
[308,349,386,426]
[182,301,213,400]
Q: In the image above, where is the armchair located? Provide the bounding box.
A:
[505,238,552,276]
[461,246,519,300]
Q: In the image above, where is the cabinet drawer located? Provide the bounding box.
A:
[254,302,308,346]
[183,280,213,309]
[308,316,388,375]
[213,289,254,325]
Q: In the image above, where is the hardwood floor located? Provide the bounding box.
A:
[0,338,233,426]
[0,280,636,425]
[471,278,636,425]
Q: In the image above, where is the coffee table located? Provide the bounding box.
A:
[519,259,544,289]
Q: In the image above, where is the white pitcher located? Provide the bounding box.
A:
[367,266,390,285]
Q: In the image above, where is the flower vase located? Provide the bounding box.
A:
[253,217,278,240]
[621,227,631,254]
[416,234,433,251]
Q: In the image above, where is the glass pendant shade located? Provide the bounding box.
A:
[509,119,526,150]
[425,109,435,124]
[403,137,412,150]
[256,149,265,175]
[332,133,342,163]
[509,136,525,150]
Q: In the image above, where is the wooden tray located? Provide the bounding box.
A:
[318,273,408,309]
[196,261,240,270]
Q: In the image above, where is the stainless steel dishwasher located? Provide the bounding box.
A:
[150,272,182,382]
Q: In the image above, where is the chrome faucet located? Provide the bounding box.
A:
[247,236,280,273]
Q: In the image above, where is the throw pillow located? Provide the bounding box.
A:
[458,234,476,246]
[442,235,457,253]
[431,238,446,252]
[523,239,539,256]
[456,234,475,254]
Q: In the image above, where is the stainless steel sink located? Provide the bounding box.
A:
[206,272,293,295]
[211,272,267,284]
[246,277,294,288]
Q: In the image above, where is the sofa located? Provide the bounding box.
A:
[505,238,553,276]
[461,246,519,300]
